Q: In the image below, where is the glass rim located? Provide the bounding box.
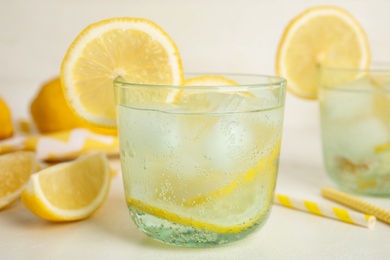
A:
[114,72,286,90]
[319,61,390,73]
[319,62,390,94]
[319,86,390,94]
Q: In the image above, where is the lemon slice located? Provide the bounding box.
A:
[375,143,390,153]
[184,75,238,86]
[0,152,40,209]
[61,17,184,127]
[185,142,280,206]
[127,197,264,234]
[370,76,390,129]
[21,152,110,221]
[276,5,370,99]
[175,74,255,112]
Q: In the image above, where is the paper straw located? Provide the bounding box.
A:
[274,193,376,228]
[322,187,390,225]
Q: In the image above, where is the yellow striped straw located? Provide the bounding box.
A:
[322,187,390,225]
[274,193,376,228]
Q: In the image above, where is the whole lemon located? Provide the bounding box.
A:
[30,77,116,135]
[0,97,13,140]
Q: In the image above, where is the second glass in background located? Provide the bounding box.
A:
[319,64,390,196]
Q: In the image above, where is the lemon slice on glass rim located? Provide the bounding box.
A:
[61,17,184,128]
[276,5,370,99]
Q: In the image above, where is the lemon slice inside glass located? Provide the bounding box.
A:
[127,142,280,234]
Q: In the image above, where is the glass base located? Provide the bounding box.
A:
[322,153,390,196]
[128,206,270,247]
[327,172,390,197]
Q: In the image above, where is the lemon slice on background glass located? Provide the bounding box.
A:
[61,17,184,128]
[276,5,370,99]
[21,152,110,221]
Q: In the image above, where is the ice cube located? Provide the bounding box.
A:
[212,92,248,113]
[241,89,278,112]
[202,116,254,173]
[207,89,279,113]
[120,106,181,157]
[320,77,376,121]
[327,117,390,161]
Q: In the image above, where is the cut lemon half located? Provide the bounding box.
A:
[276,5,370,99]
[21,152,110,221]
[61,17,184,127]
[0,152,40,209]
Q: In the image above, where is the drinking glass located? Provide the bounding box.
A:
[319,65,390,196]
[114,73,286,247]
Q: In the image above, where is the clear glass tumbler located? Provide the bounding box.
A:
[114,73,286,247]
[319,65,390,196]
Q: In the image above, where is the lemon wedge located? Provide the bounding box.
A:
[0,152,40,209]
[21,152,110,221]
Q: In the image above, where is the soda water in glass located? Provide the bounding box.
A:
[319,66,390,196]
[115,74,286,247]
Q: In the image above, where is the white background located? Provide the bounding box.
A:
[1,1,390,259]
[1,0,390,123]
